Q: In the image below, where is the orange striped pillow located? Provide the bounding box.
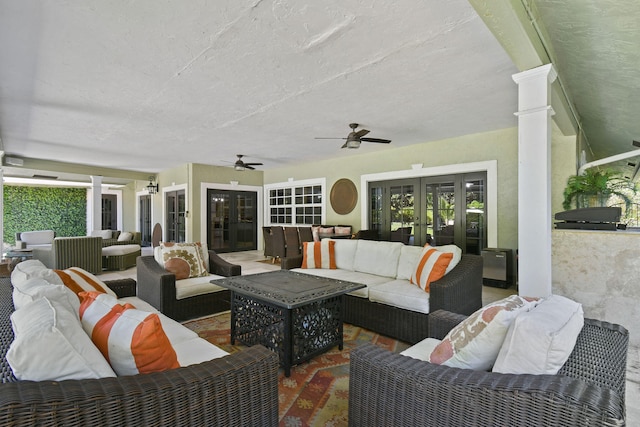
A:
[410,246,453,292]
[79,292,179,375]
[55,267,117,298]
[301,240,337,269]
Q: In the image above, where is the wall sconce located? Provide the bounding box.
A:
[146,176,159,195]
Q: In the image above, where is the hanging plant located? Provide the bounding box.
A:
[562,168,636,210]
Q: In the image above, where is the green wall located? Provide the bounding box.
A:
[4,186,87,243]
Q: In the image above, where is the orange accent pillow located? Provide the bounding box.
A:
[301,240,337,269]
[79,292,179,375]
[54,267,117,298]
[410,246,453,292]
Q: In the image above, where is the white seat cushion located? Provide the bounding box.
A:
[102,244,141,256]
[290,268,390,298]
[175,274,226,300]
[400,337,442,361]
[368,279,431,314]
[493,295,584,375]
[173,337,229,367]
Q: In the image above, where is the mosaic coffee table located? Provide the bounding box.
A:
[211,270,365,376]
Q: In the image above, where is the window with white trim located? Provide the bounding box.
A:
[266,180,324,225]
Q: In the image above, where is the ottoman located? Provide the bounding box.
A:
[102,244,141,271]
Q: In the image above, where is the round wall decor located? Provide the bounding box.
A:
[330,178,358,215]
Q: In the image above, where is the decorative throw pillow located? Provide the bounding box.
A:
[160,242,208,280]
[7,297,116,381]
[493,295,584,375]
[334,226,351,235]
[434,244,462,274]
[10,259,63,287]
[79,292,180,375]
[319,226,334,235]
[410,245,454,292]
[117,231,133,242]
[54,267,117,298]
[430,295,540,370]
[301,240,337,269]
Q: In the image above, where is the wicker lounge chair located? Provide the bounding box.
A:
[349,309,629,427]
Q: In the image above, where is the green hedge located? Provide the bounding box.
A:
[4,186,87,243]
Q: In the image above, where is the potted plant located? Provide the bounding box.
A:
[562,168,636,210]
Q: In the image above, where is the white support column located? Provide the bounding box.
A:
[90,175,103,232]
[0,167,4,252]
[512,64,557,298]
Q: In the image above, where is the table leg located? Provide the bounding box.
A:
[284,308,292,377]
[230,291,237,345]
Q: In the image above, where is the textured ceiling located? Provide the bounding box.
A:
[529,0,640,160]
[0,1,638,179]
[0,0,518,174]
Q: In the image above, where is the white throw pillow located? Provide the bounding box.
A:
[12,277,80,314]
[493,295,584,375]
[429,295,540,370]
[10,259,63,287]
[7,297,116,381]
[117,231,133,242]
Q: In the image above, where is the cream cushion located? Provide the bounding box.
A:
[368,280,430,314]
[7,297,116,380]
[289,267,389,299]
[353,240,403,278]
[19,230,55,246]
[12,277,80,313]
[173,337,229,367]
[102,244,141,256]
[400,337,441,360]
[91,230,113,239]
[175,275,226,300]
[117,231,133,242]
[332,239,359,271]
[493,295,584,375]
[10,259,63,287]
[396,245,424,280]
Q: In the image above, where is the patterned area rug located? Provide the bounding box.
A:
[182,312,410,427]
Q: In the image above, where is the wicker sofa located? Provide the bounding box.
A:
[349,309,629,427]
[0,274,279,427]
[137,247,241,321]
[281,239,483,344]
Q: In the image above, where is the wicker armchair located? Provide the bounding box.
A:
[32,236,103,274]
[101,231,142,247]
[136,250,241,321]
[0,277,279,427]
[349,309,629,427]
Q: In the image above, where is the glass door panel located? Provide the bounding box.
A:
[165,190,186,242]
[389,184,415,245]
[207,190,257,252]
[426,181,456,247]
[235,192,256,250]
[465,178,485,255]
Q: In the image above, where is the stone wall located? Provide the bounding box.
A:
[552,229,640,347]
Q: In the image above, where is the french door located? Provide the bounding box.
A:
[165,190,186,243]
[138,194,152,247]
[368,173,486,254]
[207,189,258,253]
[101,194,118,231]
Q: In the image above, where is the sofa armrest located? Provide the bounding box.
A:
[208,250,241,277]
[349,343,625,427]
[0,345,279,426]
[427,309,468,339]
[136,255,177,313]
[105,278,137,298]
[429,254,483,316]
[281,255,303,270]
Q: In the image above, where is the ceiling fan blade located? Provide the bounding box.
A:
[245,164,255,170]
[245,162,263,166]
[361,137,391,144]
[354,129,370,138]
[315,137,346,140]
[341,141,348,149]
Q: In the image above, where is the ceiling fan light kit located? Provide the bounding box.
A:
[316,123,391,149]
[233,154,263,171]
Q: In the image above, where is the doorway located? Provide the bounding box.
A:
[165,189,186,243]
[102,194,117,231]
[368,172,487,254]
[139,194,152,247]
[207,189,258,253]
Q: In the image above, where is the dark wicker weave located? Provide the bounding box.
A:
[0,276,279,427]
[349,309,629,427]
[282,254,483,344]
[137,250,240,321]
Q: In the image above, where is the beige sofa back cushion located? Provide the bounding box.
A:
[332,239,358,270]
[353,240,403,278]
